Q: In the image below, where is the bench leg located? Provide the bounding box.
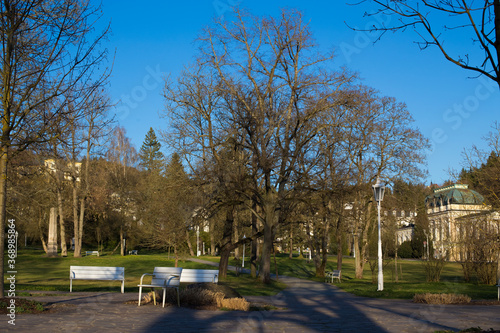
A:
[121,280,124,294]
[70,279,72,292]
[162,288,166,308]
[153,290,156,306]
[138,286,143,306]
[176,287,180,307]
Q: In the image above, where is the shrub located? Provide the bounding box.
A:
[422,257,446,282]
[413,293,471,304]
[145,287,250,310]
[475,262,498,285]
[397,241,413,258]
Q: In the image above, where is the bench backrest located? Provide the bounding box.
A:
[331,270,340,276]
[180,269,219,283]
[152,267,182,287]
[70,266,124,280]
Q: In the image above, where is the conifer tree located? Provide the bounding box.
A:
[139,127,164,172]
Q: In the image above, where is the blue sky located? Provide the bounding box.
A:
[99,0,500,185]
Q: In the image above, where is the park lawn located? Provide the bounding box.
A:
[4,250,498,300]
[5,249,217,293]
[263,254,497,300]
[3,249,284,296]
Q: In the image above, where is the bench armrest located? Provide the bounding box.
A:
[139,273,154,285]
[166,274,180,285]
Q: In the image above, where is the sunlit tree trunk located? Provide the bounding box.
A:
[57,190,67,256]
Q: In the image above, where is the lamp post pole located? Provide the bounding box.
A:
[242,235,246,268]
[372,177,385,292]
[377,197,383,291]
[196,226,200,257]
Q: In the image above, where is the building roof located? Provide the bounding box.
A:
[425,184,485,207]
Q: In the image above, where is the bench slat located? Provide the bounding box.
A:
[69,266,124,293]
[180,269,219,283]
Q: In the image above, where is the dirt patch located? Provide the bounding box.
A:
[0,298,78,314]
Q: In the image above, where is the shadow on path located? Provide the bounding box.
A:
[143,261,387,332]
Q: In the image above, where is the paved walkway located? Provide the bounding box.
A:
[4,261,500,332]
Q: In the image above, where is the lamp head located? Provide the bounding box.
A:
[372,176,385,202]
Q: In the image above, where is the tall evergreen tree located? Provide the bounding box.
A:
[139,127,164,172]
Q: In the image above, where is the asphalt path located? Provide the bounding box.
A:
[3,259,499,332]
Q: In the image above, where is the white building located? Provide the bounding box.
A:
[425,183,495,261]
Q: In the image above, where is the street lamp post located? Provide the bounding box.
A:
[242,235,246,268]
[196,226,200,257]
[372,176,385,291]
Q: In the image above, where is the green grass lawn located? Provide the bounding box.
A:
[270,254,497,300]
[3,249,284,296]
[3,249,498,300]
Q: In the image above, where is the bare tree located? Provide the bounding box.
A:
[198,8,353,283]
[354,0,500,87]
[73,90,113,257]
[340,85,429,279]
[0,0,110,294]
[106,126,138,256]
[460,122,500,283]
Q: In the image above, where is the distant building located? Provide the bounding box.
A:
[44,159,81,182]
[425,183,496,261]
[384,209,416,246]
[396,223,415,245]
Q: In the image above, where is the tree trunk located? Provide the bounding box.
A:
[251,198,258,278]
[316,216,331,278]
[0,147,8,296]
[210,220,216,255]
[218,207,235,279]
[234,218,239,259]
[120,226,125,256]
[38,209,48,254]
[261,222,273,283]
[219,247,230,279]
[57,190,67,256]
[354,234,364,279]
[336,214,344,271]
[289,228,293,259]
[186,229,195,256]
[174,245,179,267]
[260,191,278,284]
[496,252,500,284]
[73,184,82,257]
[395,247,399,283]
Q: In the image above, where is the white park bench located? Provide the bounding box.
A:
[69,266,125,293]
[180,269,219,284]
[138,267,182,307]
[85,250,99,256]
[325,270,341,283]
[128,250,138,255]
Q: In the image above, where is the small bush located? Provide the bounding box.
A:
[218,297,250,311]
[398,241,413,258]
[144,287,250,310]
[475,262,498,285]
[422,258,446,282]
[413,293,471,304]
